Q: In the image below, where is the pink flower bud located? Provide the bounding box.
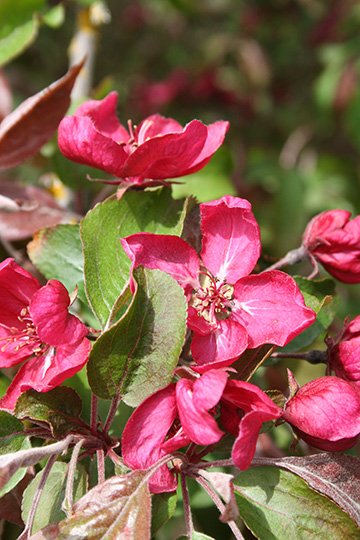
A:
[283,376,360,451]
[328,316,360,387]
[302,209,360,283]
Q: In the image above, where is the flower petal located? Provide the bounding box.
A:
[75,91,129,142]
[122,384,178,493]
[176,374,226,445]
[191,318,248,368]
[200,196,261,283]
[232,270,315,348]
[30,280,88,347]
[0,258,40,327]
[121,233,200,293]
[58,114,129,177]
[0,338,90,411]
[122,120,208,179]
[136,114,183,143]
[0,325,35,367]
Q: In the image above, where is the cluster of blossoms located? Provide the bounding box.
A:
[0,92,359,495]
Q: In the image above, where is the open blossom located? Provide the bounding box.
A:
[122,370,281,493]
[0,258,91,410]
[58,91,229,187]
[302,209,360,283]
[121,196,315,369]
[282,376,360,451]
[327,316,360,387]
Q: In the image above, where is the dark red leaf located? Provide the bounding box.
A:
[0,61,83,170]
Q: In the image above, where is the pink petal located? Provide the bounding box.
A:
[231,413,264,470]
[329,317,360,386]
[191,318,248,367]
[75,92,129,142]
[58,114,129,177]
[122,385,178,493]
[122,120,208,179]
[121,233,200,293]
[30,280,88,347]
[0,258,40,327]
[176,376,225,445]
[0,325,35,367]
[192,370,228,409]
[180,120,230,175]
[232,270,315,348]
[136,114,183,143]
[0,338,90,411]
[200,196,261,283]
[283,376,360,441]
[303,210,351,248]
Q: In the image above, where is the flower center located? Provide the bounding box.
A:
[191,271,234,326]
[0,307,47,356]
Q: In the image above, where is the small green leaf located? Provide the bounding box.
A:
[283,277,337,352]
[234,466,359,539]
[0,17,39,67]
[22,462,87,534]
[28,224,86,303]
[87,268,187,405]
[42,4,65,28]
[152,491,178,535]
[0,411,30,497]
[81,188,188,328]
[15,387,83,438]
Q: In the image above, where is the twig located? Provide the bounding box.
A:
[181,472,193,539]
[264,245,308,272]
[103,392,121,435]
[62,439,85,517]
[270,350,327,364]
[97,449,105,484]
[90,393,98,433]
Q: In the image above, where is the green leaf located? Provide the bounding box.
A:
[27,224,86,303]
[177,533,215,540]
[283,277,337,352]
[22,462,87,534]
[87,267,187,405]
[15,387,83,438]
[0,411,30,497]
[0,17,39,68]
[42,4,65,28]
[151,491,178,535]
[81,188,188,328]
[234,466,359,539]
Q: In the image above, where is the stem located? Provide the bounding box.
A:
[197,458,235,469]
[103,392,121,435]
[271,350,327,364]
[18,454,57,539]
[97,449,105,484]
[62,439,85,517]
[264,245,308,272]
[90,393,98,433]
[180,472,193,539]
[196,475,245,540]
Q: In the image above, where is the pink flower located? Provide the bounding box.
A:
[302,209,360,283]
[0,258,91,410]
[121,370,281,493]
[282,376,360,451]
[327,316,360,387]
[121,196,315,369]
[57,91,229,187]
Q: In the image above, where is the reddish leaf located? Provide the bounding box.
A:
[0,71,12,123]
[0,180,77,240]
[30,471,152,539]
[0,61,83,170]
[232,344,275,381]
[0,471,34,526]
[252,453,360,526]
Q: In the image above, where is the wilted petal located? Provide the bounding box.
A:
[200,196,261,283]
[121,233,200,293]
[0,258,40,327]
[123,120,208,179]
[58,115,129,177]
[30,280,88,347]
[232,270,315,348]
[191,318,248,367]
[122,385,178,493]
[0,338,90,411]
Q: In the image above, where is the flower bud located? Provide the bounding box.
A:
[282,376,360,451]
[328,316,360,387]
[302,209,360,283]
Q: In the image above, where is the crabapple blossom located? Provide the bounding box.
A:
[121,195,315,369]
[58,91,229,187]
[327,316,360,387]
[0,258,91,410]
